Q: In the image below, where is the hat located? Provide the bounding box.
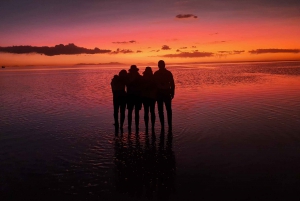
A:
[143,66,153,75]
[129,65,139,72]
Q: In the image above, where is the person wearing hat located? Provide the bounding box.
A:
[126,65,143,132]
[111,69,128,133]
[153,60,175,132]
[141,66,157,133]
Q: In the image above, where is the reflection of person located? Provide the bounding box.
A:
[111,69,127,133]
[154,60,175,132]
[113,132,176,200]
[113,136,143,198]
[126,65,142,132]
[141,67,156,133]
[157,131,176,200]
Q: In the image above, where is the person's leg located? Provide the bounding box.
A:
[128,108,133,132]
[135,105,140,132]
[127,95,134,132]
[164,97,172,131]
[143,100,150,132]
[135,97,142,132]
[120,99,126,132]
[157,99,164,130]
[113,97,119,128]
[150,99,156,131]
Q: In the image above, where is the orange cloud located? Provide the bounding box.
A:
[110,48,134,54]
[216,50,245,58]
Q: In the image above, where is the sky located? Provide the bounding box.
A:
[0,0,300,66]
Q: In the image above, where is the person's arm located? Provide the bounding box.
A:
[111,75,117,92]
[170,73,175,99]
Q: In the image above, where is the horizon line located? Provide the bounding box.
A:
[2,59,300,68]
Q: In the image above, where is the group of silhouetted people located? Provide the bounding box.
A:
[111,60,175,134]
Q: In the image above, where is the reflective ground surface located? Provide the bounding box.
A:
[1,61,300,200]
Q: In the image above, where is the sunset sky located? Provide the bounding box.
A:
[1,0,300,66]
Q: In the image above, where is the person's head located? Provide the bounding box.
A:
[128,65,139,73]
[119,69,127,77]
[158,60,165,69]
[143,66,153,77]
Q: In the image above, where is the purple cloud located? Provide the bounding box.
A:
[249,49,300,54]
[112,40,136,44]
[0,43,111,56]
[161,51,214,58]
[176,14,198,19]
[162,45,171,50]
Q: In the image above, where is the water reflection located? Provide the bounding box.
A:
[113,131,176,200]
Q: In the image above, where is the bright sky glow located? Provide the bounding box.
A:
[0,0,300,66]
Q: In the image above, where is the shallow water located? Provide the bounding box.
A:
[1,61,300,200]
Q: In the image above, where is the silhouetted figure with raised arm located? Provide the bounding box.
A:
[141,67,157,133]
[154,60,175,132]
[111,69,127,133]
[126,65,142,133]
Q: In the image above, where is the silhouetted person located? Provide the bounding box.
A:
[141,67,157,133]
[111,69,127,133]
[154,60,175,132]
[126,65,142,132]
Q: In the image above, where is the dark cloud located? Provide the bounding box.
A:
[76,62,125,65]
[234,50,245,54]
[162,45,171,50]
[176,14,198,19]
[216,50,245,58]
[0,43,111,56]
[176,49,181,52]
[161,51,214,58]
[112,40,136,44]
[210,40,227,44]
[191,46,197,48]
[218,50,244,54]
[110,48,134,54]
[249,48,300,54]
[136,50,142,53]
[179,47,188,49]
[167,38,178,42]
